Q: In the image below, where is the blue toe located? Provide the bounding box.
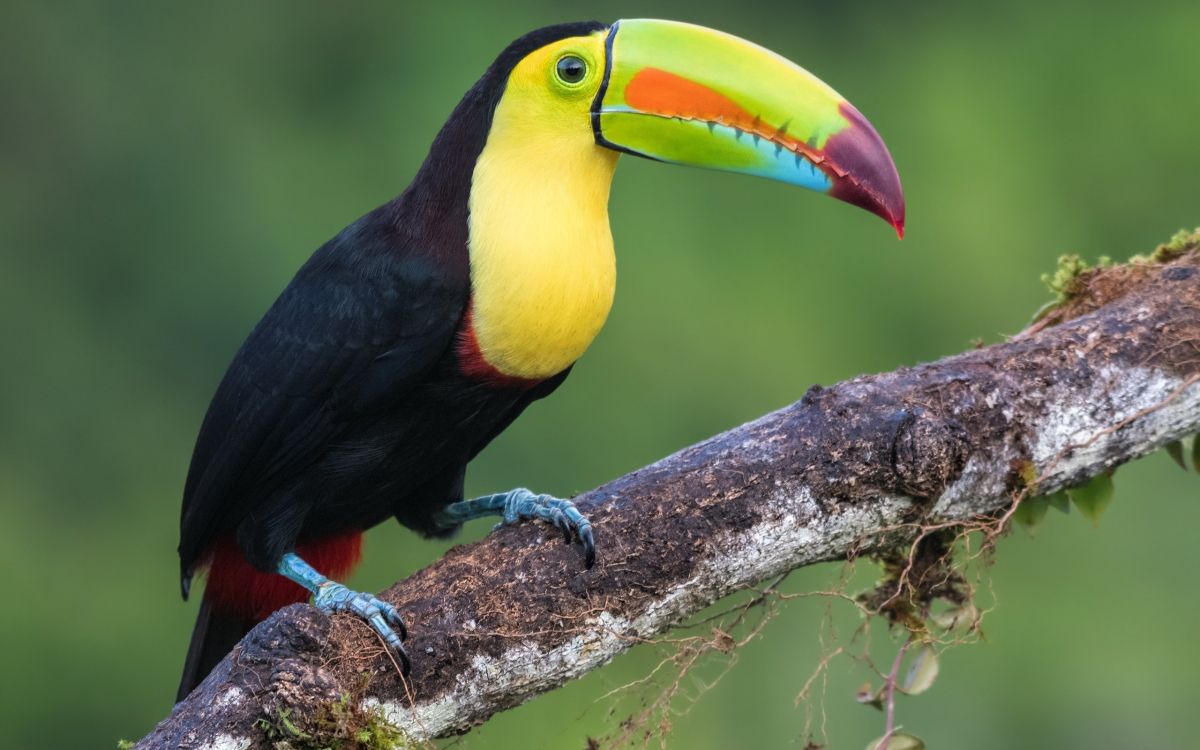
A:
[313,582,411,672]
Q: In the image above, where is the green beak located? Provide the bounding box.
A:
[592,19,905,237]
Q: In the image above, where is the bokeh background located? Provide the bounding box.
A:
[4,1,1199,747]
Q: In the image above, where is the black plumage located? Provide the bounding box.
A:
[177,22,603,698]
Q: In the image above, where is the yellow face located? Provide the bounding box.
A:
[467,31,621,381]
[502,32,609,142]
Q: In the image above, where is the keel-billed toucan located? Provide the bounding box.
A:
[176,19,904,699]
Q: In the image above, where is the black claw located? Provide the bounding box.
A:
[580,526,596,569]
[395,643,412,675]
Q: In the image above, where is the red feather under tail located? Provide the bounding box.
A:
[201,532,364,620]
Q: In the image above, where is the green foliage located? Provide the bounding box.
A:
[1017,473,1115,536]
[1164,439,1186,470]
[256,696,408,750]
[902,644,940,696]
[1046,490,1070,514]
[1015,489,1070,535]
[866,733,925,750]
[1164,435,1200,472]
[1013,494,1051,534]
[1068,473,1115,526]
[257,708,310,745]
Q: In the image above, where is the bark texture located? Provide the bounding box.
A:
[137,245,1200,750]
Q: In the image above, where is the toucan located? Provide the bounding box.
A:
[176,18,904,700]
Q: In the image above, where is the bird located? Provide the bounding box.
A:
[176,18,904,701]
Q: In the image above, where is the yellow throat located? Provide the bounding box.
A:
[467,32,619,381]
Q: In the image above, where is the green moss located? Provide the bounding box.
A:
[1040,254,1091,304]
[1035,230,1199,323]
[1150,227,1200,263]
[1123,227,1200,265]
[257,694,410,750]
[1041,229,1200,301]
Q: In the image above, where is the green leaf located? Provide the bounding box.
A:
[1013,494,1050,534]
[1068,472,1115,526]
[1165,440,1187,471]
[1046,490,1070,514]
[1191,434,1200,473]
[867,732,925,750]
[278,711,309,740]
[902,644,940,695]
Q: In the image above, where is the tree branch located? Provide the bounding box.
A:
[137,244,1200,749]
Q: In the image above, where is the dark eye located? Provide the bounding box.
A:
[555,55,587,84]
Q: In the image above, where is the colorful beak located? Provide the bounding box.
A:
[592,19,905,237]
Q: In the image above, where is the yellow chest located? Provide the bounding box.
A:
[466,115,619,381]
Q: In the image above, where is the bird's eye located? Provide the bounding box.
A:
[555,56,587,84]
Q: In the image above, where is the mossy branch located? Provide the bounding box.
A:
[136,235,1200,750]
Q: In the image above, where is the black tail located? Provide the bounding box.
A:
[177,597,255,702]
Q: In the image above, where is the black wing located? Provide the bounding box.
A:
[178,214,467,582]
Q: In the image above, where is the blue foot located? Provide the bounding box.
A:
[278,552,410,673]
[443,488,596,568]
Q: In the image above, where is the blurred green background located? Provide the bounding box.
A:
[3,1,1199,747]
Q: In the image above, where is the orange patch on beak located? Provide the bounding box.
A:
[625,67,748,125]
[622,67,829,167]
